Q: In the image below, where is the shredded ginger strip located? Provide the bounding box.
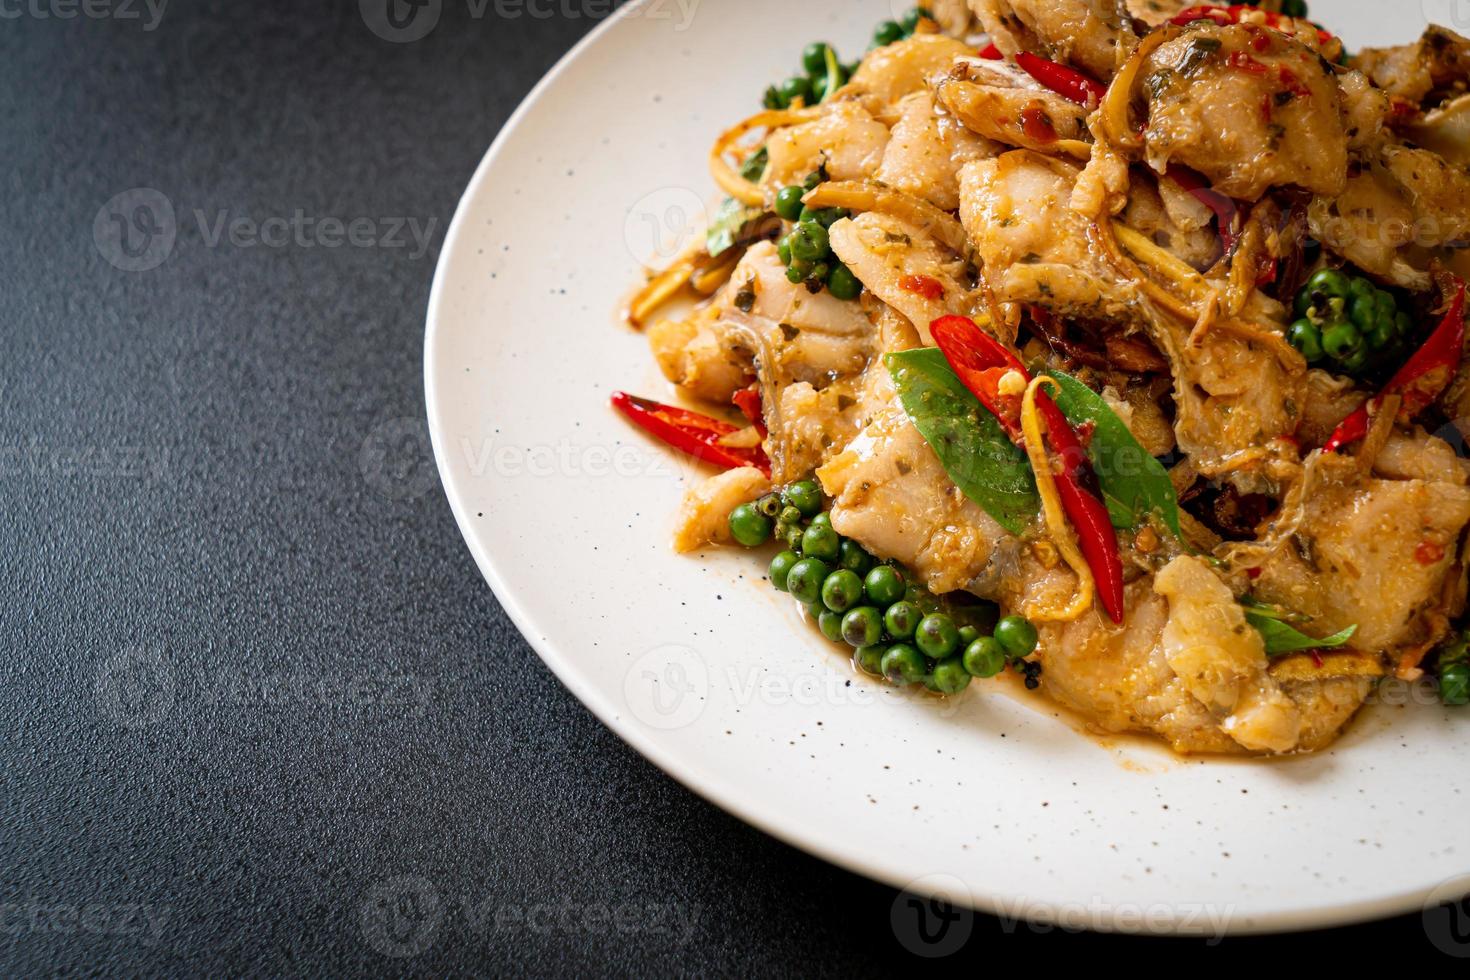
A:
[1020,375,1095,622]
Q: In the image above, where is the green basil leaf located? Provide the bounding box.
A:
[739,146,769,183]
[1047,371,1182,538]
[706,197,762,258]
[1246,611,1358,657]
[886,348,1038,535]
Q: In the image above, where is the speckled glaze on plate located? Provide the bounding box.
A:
[427,0,1470,934]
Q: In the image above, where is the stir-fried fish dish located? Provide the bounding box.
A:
[611,0,1470,755]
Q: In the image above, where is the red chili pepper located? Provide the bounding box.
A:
[1019,104,1058,144]
[1416,540,1447,565]
[1170,4,1333,46]
[1167,165,1242,257]
[1324,279,1467,454]
[977,42,1002,59]
[1014,51,1106,107]
[899,274,946,300]
[930,315,1126,623]
[611,391,770,475]
[732,383,767,438]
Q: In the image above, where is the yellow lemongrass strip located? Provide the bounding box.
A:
[690,255,738,295]
[626,256,697,328]
[1187,289,1220,348]
[1099,26,1172,151]
[1090,221,1201,322]
[1020,376,1095,622]
[802,180,970,255]
[1224,214,1267,316]
[1112,221,1212,301]
[708,107,821,206]
[1356,392,1403,477]
[1051,139,1095,161]
[1213,318,1308,374]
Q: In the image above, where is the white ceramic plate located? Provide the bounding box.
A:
[427,0,1470,935]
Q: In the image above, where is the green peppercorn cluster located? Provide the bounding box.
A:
[1433,631,1470,707]
[761,10,932,113]
[728,480,1042,695]
[773,171,861,299]
[1289,268,1412,377]
[870,7,935,50]
[762,42,857,112]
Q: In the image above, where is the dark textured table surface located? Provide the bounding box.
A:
[0,0,1448,973]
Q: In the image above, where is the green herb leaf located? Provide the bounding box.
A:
[886,348,1038,535]
[706,197,765,259]
[1047,371,1182,538]
[1245,610,1357,657]
[739,147,769,183]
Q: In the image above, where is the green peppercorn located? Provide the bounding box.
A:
[768,550,799,592]
[755,493,782,519]
[864,565,906,606]
[774,186,805,222]
[821,569,864,613]
[873,19,904,46]
[789,221,830,263]
[962,636,1007,678]
[786,558,830,606]
[802,42,832,76]
[914,613,960,659]
[818,609,845,643]
[783,479,823,516]
[883,601,922,640]
[837,539,874,575]
[881,643,927,685]
[1287,319,1324,362]
[779,76,813,107]
[1321,322,1361,360]
[801,523,841,562]
[1442,663,1470,706]
[728,503,772,547]
[827,264,862,301]
[855,644,886,676]
[994,615,1039,658]
[930,657,972,694]
[842,606,884,648]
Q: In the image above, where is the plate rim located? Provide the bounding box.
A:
[424,0,1456,935]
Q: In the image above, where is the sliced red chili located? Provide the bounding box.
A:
[1014,51,1106,107]
[611,391,770,475]
[1019,104,1058,144]
[732,383,767,438]
[899,274,946,300]
[1167,165,1243,258]
[1170,4,1333,46]
[930,315,1126,623]
[1324,279,1467,453]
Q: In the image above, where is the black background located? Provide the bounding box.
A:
[0,0,1452,973]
